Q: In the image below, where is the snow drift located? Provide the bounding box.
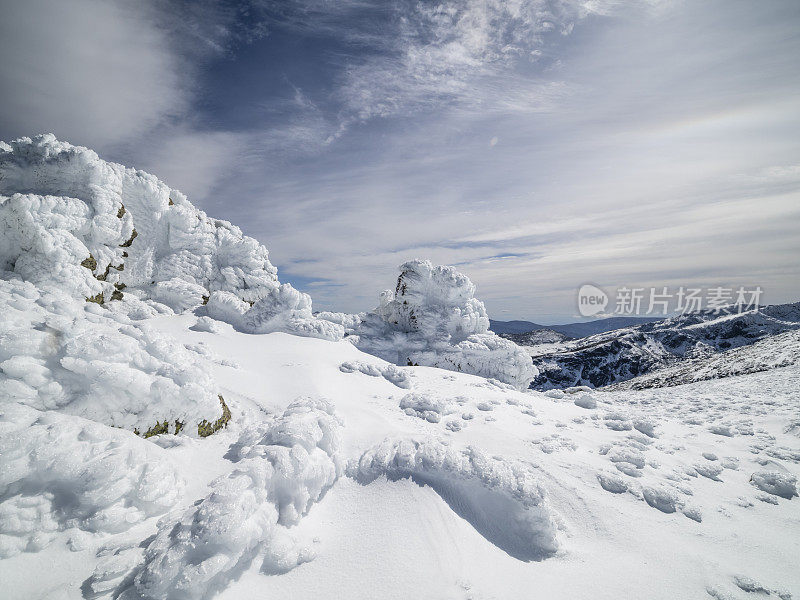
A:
[350,437,559,561]
[321,260,536,389]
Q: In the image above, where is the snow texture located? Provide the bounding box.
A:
[338,360,413,388]
[0,277,225,434]
[350,437,559,561]
[131,397,342,600]
[0,403,183,558]
[321,260,536,389]
[749,471,798,499]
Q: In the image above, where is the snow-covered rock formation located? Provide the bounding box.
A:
[0,134,342,341]
[0,134,345,435]
[0,403,184,558]
[0,276,227,435]
[320,259,536,390]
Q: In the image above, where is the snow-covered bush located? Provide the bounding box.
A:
[0,134,340,341]
[0,404,184,558]
[320,260,536,389]
[133,397,342,600]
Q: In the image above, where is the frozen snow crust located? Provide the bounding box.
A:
[0,134,342,341]
[322,259,536,389]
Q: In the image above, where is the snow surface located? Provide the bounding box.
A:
[1,136,798,600]
[2,308,798,600]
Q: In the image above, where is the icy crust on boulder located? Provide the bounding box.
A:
[131,397,342,600]
[0,403,184,558]
[0,134,341,340]
[350,437,559,561]
[321,260,536,389]
[0,277,225,434]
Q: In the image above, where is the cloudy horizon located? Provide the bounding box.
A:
[1,0,798,324]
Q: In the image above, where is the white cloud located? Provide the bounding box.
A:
[0,0,186,149]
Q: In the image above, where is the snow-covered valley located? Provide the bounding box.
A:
[1,136,798,600]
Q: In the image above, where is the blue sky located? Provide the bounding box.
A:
[1,0,799,323]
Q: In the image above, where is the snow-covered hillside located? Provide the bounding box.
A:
[1,136,798,600]
[529,304,800,390]
[3,312,798,600]
[609,329,800,390]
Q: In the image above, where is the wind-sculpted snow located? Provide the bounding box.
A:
[0,277,225,434]
[0,134,340,341]
[131,398,342,600]
[321,260,536,389]
[0,404,183,558]
[204,287,344,340]
[349,437,559,561]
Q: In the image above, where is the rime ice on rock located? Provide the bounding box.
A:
[0,134,341,341]
[321,260,536,389]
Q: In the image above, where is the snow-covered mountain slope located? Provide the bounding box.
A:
[500,328,572,345]
[608,329,800,390]
[529,303,800,390]
[319,259,537,390]
[2,313,798,600]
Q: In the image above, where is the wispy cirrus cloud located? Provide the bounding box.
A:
[2,0,798,322]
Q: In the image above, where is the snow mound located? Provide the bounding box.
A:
[349,437,559,561]
[574,393,597,409]
[642,485,680,513]
[750,471,798,499]
[0,404,183,558]
[0,134,340,341]
[321,260,536,389]
[132,397,342,600]
[339,360,413,388]
[0,277,226,435]
[399,392,458,422]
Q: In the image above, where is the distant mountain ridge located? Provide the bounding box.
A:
[525,302,800,390]
[607,328,800,390]
[490,316,663,338]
